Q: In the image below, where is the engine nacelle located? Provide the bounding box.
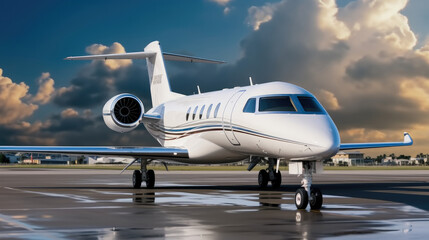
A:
[103,93,144,133]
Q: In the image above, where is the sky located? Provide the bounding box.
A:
[0,0,428,157]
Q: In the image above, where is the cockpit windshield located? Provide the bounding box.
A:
[298,96,323,113]
[243,95,325,114]
[259,96,296,112]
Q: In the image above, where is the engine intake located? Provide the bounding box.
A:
[103,93,144,133]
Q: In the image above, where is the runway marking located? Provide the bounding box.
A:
[370,189,429,196]
[4,187,95,203]
[0,206,125,211]
[0,213,60,240]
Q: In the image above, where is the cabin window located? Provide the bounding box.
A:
[243,98,256,113]
[192,106,199,120]
[259,96,296,112]
[199,105,205,119]
[214,103,221,118]
[186,107,191,121]
[206,104,213,119]
[298,96,323,113]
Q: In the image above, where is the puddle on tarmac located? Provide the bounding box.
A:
[323,218,429,240]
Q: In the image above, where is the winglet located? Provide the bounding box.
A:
[404,132,413,145]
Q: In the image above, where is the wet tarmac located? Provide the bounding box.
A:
[0,169,428,239]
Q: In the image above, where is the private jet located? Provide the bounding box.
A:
[0,41,413,209]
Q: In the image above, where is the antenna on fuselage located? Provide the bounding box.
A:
[249,77,253,86]
[197,85,201,94]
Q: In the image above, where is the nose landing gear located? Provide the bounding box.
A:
[293,161,323,210]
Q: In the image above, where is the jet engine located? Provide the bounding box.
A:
[103,93,144,133]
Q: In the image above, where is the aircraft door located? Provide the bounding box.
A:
[222,90,245,145]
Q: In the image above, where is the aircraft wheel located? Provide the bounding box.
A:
[145,169,155,189]
[132,170,142,189]
[258,170,269,188]
[271,170,282,188]
[309,188,323,210]
[295,187,308,209]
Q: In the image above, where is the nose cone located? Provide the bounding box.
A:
[288,115,340,159]
[308,116,340,158]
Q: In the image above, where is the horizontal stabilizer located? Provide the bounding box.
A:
[339,132,413,150]
[163,52,225,64]
[65,51,156,60]
[65,52,225,64]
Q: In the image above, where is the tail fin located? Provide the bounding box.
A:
[66,41,224,107]
[144,41,174,107]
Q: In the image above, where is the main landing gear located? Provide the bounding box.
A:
[294,161,323,210]
[132,159,155,189]
[258,158,282,189]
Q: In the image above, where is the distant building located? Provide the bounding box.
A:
[22,154,73,164]
[382,157,414,166]
[332,151,364,166]
[5,153,21,163]
[382,156,395,165]
[410,157,428,165]
[87,156,133,164]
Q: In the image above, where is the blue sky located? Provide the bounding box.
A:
[0,0,428,155]
[0,0,270,89]
[1,0,428,91]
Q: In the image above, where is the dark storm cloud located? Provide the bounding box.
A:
[48,115,158,146]
[53,62,114,108]
[346,55,429,81]
[167,0,429,155]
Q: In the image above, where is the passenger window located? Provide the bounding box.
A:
[214,103,221,118]
[298,96,323,113]
[206,104,213,119]
[192,106,198,120]
[243,98,256,113]
[199,105,205,119]
[259,96,296,112]
[186,107,191,121]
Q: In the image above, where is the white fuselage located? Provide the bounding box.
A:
[144,82,340,164]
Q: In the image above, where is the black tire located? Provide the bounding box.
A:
[295,187,308,209]
[132,170,142,189]
[309,187,323,210]
[145,169,155,189]
[258,170,269,188]
[271,170,282,188]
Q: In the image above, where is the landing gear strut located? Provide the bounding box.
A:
[257,158,282,189]
[294,161,323,210]
[132,159,155,189]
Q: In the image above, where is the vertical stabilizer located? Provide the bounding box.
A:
[144,41,173,107]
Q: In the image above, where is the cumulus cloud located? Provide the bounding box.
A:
[85,42,132,70]
[61,108,79,118]
[317,89,341,110]
[53,42,150,109]
[399,78,429,111]
[0,68,38,124]
[170,0,428,155]
[209,0,231,6]
[223,7,231,15]
[32,72,55,104]
[247,3,279,31]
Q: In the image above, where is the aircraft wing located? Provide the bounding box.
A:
[339,132,413,150]
[0,146,188,160]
